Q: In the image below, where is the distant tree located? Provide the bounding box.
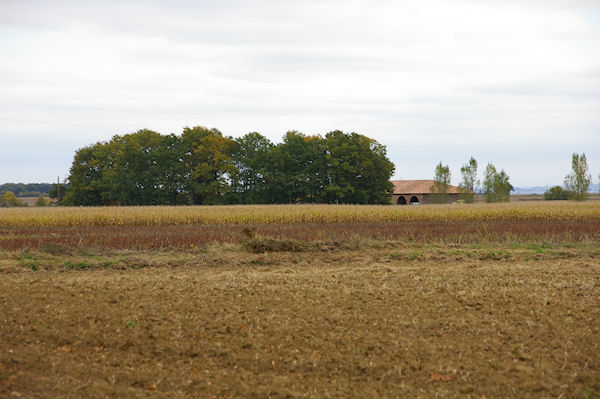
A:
[181,126,237,205]
[483,163,513,202]
[103,129,179,205]
[35,195,50,207]
[0,183,53,197]
[0,194,5,207]
[459,157,478,203]
[266,131,328,203]
[543,186,569,200]
[64,142,112,206]
[430,162,451,204]
[231,132,274,204]
[3,191,20,207]
[564,153,591,201]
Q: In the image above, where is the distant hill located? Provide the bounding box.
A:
[512,183,600,195]
[0,183,53,197]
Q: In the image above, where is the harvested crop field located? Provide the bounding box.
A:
[1,245,599,398]
[1,203,599,398]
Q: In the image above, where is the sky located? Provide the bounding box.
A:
[1,0,599,188]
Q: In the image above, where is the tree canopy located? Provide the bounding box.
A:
[63,127,395,206]
[0,183,53,197]
[564,153,591,201]
[458,157,478,203]
[430,162,451,204]
[544,186,569,201]
[483,163,513,203]
[1,191,21,207]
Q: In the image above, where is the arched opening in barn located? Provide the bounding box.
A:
[410,196,420,205]
[397,196,407,205]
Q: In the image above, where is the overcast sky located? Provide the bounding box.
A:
[1,0,599,187]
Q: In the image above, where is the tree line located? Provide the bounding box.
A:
[429,152,596,204]
[0,183,53,197]
[544,153,594,201]
[61,127,395,206]
[430,157,514,203]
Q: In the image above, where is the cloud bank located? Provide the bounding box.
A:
[1,0,599,186]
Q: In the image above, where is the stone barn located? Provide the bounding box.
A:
[391,180,461,205]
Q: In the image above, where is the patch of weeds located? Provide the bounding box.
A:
[125,320,139,328]
[123,258,150,269]
[553,250,576,258]
[390,250,425,261]
[101,260,116,268]
[249,258,267,266]
[17,251,41,270]
[243,237,310,253]
[562,242,578,248]
[525,243,552,254]
[64,260,91,270]
[358,239,393,249]
[20,260,40,271]
[39,242,73,255]
[478,250,510,261]
[20,249,35,260]
[584,388,594,399]
[189,244,209,253]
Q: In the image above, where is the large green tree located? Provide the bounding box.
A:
[458,157,478,203]
[231,132,274,204]
[104,130,170,205]
[564,153,591,201]
[181,126,237,205]
[430,162,451,204]
[267,131,328,203]
[64,142,113,206]
[323,130,394,204]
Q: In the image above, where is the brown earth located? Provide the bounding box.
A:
[2,220,600,251]
[1,245,599,398]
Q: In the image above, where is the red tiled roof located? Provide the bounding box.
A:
[391,180,460,195]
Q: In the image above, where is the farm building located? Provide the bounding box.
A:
[391,180,462,205]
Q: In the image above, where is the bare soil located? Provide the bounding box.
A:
[1,246,599,398]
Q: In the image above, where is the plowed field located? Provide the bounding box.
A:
[1,246,599,398]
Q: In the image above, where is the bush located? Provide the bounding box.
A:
[3,191,20,207]
[544,186,569,200]
[35,195,50,207]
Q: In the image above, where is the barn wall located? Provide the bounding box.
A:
[392,193,461,205]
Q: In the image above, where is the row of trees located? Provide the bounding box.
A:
[62,127,395,206]
[0,192,51,207]
[0,183,53,197]
[431,157,513,203]
[545,153,595,201]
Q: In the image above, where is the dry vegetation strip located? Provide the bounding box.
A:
[1,246,599,398]
[1,202,600,227]
[1,219,600,252]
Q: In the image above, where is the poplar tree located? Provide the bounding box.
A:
[431,162,451,204]
[459,157,478,203]
[564,153,591,201]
